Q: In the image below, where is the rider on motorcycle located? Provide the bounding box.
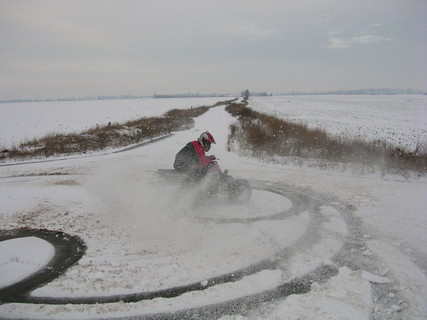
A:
[174,131,217,181]
[171,131,251,202]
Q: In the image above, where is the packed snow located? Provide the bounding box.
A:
[0,96,426,319]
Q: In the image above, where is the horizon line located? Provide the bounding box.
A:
[1,88,426,103]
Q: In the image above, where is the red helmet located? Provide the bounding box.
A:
[198,131,216,151]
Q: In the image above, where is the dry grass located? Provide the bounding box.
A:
[52,179,79,186]
[5,116,184,159]
[163,105,210,118]
[5,97,425,176]
[2,102,221,160]
[226,101,427,175]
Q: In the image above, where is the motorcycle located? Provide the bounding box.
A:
[157,160,252,204]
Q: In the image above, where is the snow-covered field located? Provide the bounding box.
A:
[250,95,427,152]
[0,97,222,148]
[0,96,426,319]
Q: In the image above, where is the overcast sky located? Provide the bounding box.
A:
[1,0,426,99]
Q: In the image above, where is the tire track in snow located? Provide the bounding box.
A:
[0,229,86,303]
[0,182,363,319]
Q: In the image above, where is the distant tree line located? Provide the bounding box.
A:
[0,95,150,103]
[241,90,273,98]
[280,89,427,95]
[0,93,235,103]
[153,92,235,98]
[1,88,425,103]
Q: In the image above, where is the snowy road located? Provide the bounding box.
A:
[1,104,426,319]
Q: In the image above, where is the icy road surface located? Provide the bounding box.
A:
[1,102,426,319]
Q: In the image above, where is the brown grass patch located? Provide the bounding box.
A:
[226,102,427,175]
[52,179,79,186]
[163,105,210,118]
[4,102,219,160]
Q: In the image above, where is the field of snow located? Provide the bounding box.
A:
[250,95,427,152]
[0,96,426,319]
[0,97,222,148]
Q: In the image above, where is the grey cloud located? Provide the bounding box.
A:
[327,34,392,48]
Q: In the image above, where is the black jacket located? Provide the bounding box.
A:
[174,142,199,171]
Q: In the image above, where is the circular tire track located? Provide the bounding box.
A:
[0,228,86,303]
[0,181,363,319]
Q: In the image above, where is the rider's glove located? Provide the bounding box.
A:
[209,155,216,160]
